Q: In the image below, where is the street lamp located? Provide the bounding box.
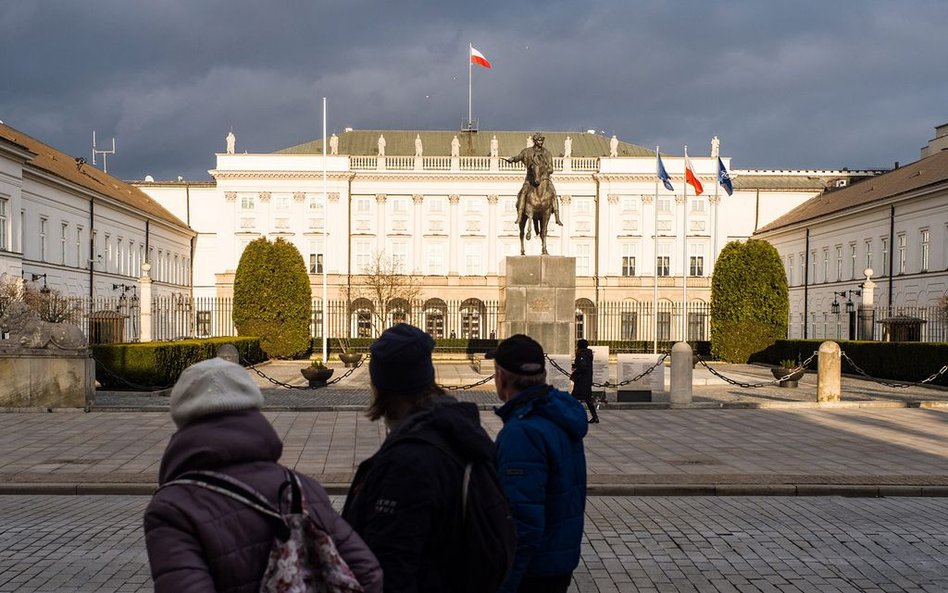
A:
[830,289,861,314]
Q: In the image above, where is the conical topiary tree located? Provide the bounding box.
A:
[710,239,789,363]
[233,237,312,359]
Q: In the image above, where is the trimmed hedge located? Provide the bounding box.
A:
[93,337,266,389]
[711,240,789,363]
[750,339,948,387]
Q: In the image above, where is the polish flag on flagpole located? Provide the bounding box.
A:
[470,46,492,69]
[684,153,704,195]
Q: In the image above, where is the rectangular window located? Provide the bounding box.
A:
[275,195,290,210]
[392,242,408,272]
[356,198,371,213]
[392,198,408,214]
[309,253,323,274]
[576,243,591,276]
[657,198,672,213]
[76,226,83,267]
[690,198,704,213]
[61,223,69,265]
[575,199,592,215]
[657,243,671,277]
[688,312,707,341]
[881,237,889,275]
[689,256,704,277]
[428,198,445,214]
[427,245,445,275]
[196,311,211,337]
[849,243,857,280]
[40,217,48,261]
[354,240,371,272]
[117,238,124,274]
[465,199,482,214]
[921,229,929,272]
[865,240,872,271]
[621,243,637,276]
[822,248,828,283]
[897,234,906,274]
[799,252,805,285]
[835,246,842,282]
[787,255,794,285]
[621,197,638,212]
[240,195,255,210]
[0,198,7,251]
[464,243,480,275]
[810,250,816,284]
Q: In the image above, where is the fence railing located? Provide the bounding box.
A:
[789,305,947,342]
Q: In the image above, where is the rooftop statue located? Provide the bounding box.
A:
[505,132,563,255]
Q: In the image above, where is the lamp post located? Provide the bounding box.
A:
[830,289,861,338]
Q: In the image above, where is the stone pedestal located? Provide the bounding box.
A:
[500,256,575,356]
[0,353,94,409]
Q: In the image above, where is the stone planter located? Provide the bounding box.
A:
[300,366,334,387]
[338,352,363,368]
[771,367,805,388]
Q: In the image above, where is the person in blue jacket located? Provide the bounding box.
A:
[488,334,589,593]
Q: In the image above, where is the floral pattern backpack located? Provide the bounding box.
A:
[163,469,364,593]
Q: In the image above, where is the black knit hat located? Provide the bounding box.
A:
[370,323,436,394]
[577,339,589,349]
[486,334,545,374]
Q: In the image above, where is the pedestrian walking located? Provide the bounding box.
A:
[488,334,589,593]
[343,323,514,593]
[144,357,382,593]
[570,338,599,423]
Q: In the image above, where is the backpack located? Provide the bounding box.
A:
[163,469,365,593]
[405,432,518,593]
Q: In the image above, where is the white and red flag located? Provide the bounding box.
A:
[470,46,492,69]
[684,153,704,195]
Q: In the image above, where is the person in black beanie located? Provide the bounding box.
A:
[570,339,599,423]
[342,323,504,593]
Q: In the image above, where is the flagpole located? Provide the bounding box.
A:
[682,146,689,342]
[653,146,660,355]
[468,43,473,128]
[321,97,329,363]
[713,153,720,276]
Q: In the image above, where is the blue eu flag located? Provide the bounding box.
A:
[657,154,674,191]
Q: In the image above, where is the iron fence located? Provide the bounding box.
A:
[791,305,947,342]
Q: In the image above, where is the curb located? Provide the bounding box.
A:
[3,482,947,497]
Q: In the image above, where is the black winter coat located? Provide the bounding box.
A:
[342,395,496,593]
[570,347,594,399]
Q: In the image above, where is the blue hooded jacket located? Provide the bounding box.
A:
[494,383,588,591]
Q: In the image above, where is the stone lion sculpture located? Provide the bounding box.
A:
[0,301,87,351]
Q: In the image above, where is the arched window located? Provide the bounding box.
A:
[349,298,375,337]
[387,298,411,328]
[460,298,486,339]
[423,298,447,338]
[575,298,597,341]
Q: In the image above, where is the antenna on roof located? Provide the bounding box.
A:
[92,131,116,174]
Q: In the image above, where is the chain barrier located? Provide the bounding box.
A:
[241,353,371,390]
[437,374,496,391]
[694,351,819,389]
[91,355,176,391]
[545,351,671,388]
[839,351,948,389]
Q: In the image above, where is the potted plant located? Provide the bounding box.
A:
[336,337,363,368]
[300,358,334,387]
[771,359,805,388]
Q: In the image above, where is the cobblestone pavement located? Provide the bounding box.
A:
[1,495,945,593]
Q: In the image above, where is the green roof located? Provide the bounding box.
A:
[276,130,653,158]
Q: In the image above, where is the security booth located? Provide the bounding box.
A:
[89,310,128,344]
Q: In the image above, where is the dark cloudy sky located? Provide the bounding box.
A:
[2,1,946,181]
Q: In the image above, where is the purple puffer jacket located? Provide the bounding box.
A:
[144,409,382,593]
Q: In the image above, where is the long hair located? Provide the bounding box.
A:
[366,382,446,422]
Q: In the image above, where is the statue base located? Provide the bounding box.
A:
[0,352,94,409]
[500,256,576,356]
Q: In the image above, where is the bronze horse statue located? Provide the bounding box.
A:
[518,161,557,255]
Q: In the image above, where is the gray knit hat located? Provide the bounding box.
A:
[170,358,264,428]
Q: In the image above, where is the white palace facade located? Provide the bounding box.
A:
[137,130,875,314]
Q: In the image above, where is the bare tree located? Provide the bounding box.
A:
[352,250,422,333]
[0,275,78,323]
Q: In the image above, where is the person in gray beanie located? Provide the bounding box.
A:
[343,323,505,593]
[144,357,382,593]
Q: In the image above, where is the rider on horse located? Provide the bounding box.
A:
[505,133,563,226]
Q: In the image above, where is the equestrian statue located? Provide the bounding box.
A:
[505,132,563,255]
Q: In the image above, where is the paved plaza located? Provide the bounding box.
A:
[1,495,946,593]
[0,360,946,591]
